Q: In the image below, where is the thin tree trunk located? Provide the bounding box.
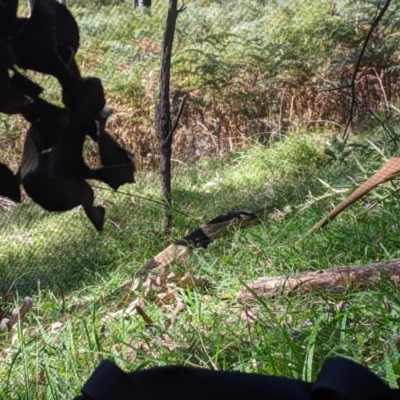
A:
[236,258,400,303]
[155,0,181,233]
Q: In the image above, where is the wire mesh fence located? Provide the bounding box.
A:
[2,0,400,299]
[0,186,142,298]
[0,0,141,299]
[0,198,92,296]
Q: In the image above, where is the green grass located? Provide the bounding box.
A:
[1,130,400,398]
[1,2,400,396]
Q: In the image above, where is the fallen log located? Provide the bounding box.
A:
[236,258,400,303]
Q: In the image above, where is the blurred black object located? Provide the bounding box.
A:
[74,356,400,400]
[0,0,135,230]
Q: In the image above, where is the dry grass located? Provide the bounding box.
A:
[1,0,400,172]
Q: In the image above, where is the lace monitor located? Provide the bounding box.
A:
[137,210,259,275]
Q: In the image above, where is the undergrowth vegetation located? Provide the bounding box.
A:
[1,0,400,166]
[2,128,400,398]
[1,0,400,398]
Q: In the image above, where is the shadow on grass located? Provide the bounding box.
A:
[0,198,143,296]
[0,137,385,299]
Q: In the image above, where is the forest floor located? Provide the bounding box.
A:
[1,130,400,398]
[1,0,400,397]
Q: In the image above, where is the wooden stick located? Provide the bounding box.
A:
[236,258,400,303]
[0,296,33,331]
[306,158,400,236]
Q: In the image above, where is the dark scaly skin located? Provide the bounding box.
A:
[136,210,259,275]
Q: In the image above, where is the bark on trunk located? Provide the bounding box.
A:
[156,0,180,233]
[236,258,400,303]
